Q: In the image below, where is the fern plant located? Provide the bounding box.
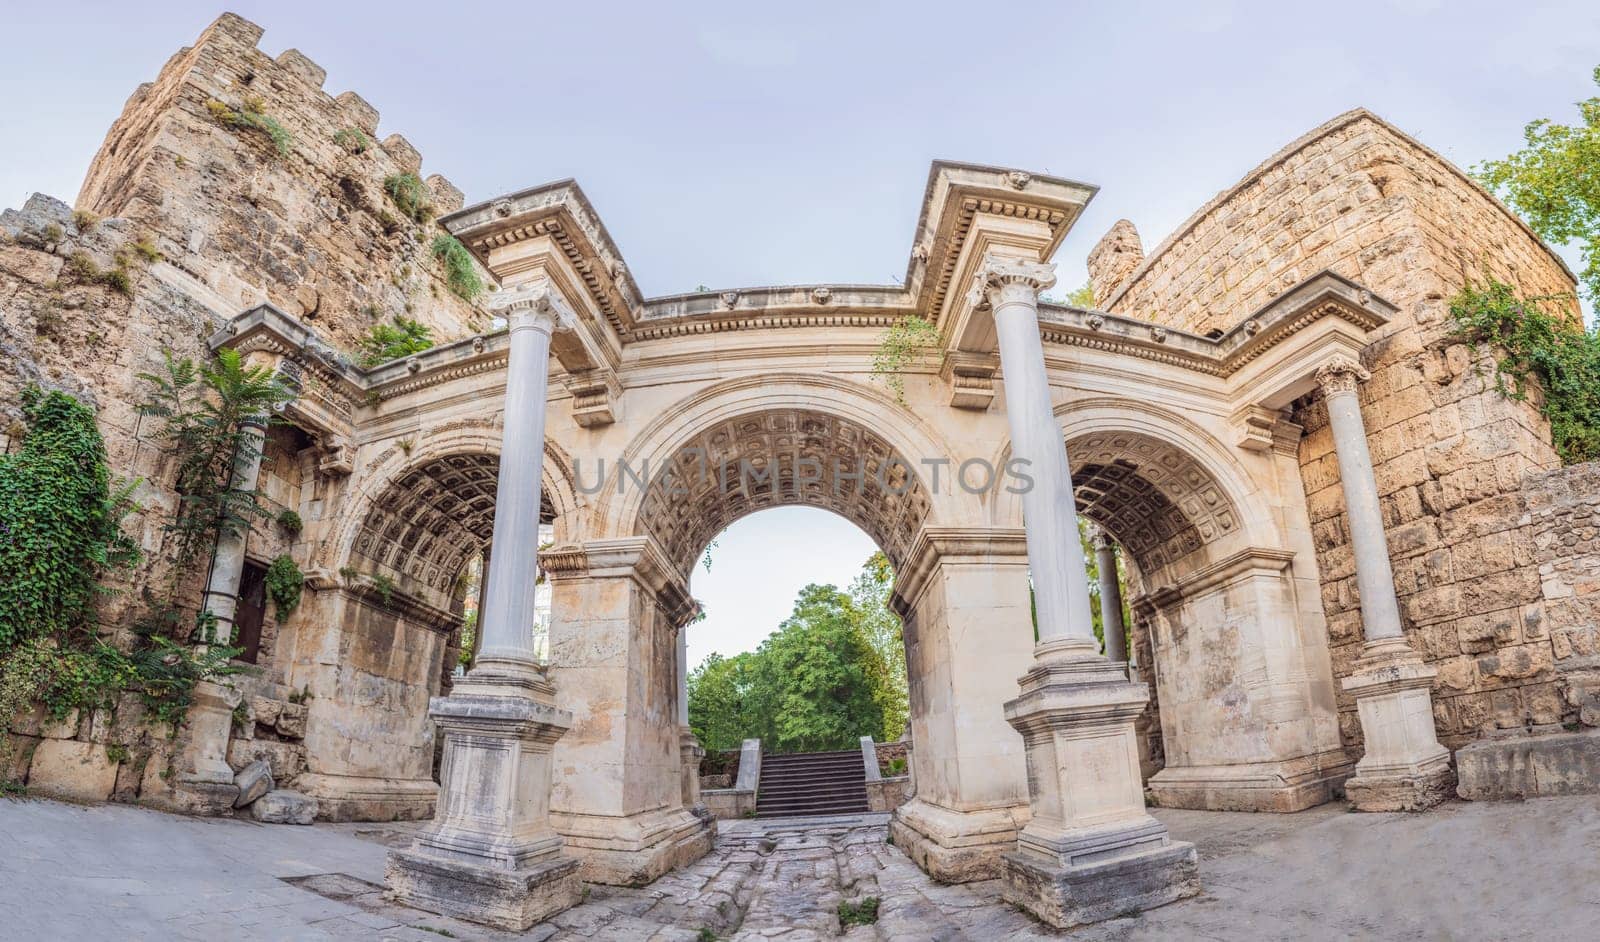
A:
[358,316,434,366]
[430,235,483,301]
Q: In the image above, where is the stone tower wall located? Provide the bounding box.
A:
[0,12,478,803]
[1099,110,1582,750]
[75,12,481,349]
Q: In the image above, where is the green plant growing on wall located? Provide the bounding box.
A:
[383,173,432,223]
[457,609,477,669]
[871,315,940,402]
[371,573,397,607]
[0,388,244,779]
[358,316,434,366]
[1450,277,1600,464]
[276,508,303,535]
[64,252,132,296]
[333,127,371,154]
[0,388,139,649]
[206,96,293,159]
[264,554,304,624]
[430,235,483,301]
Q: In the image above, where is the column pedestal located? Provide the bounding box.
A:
[142,679,241,815]
[386,672,581,931]
[1000,651,1198,928]
[1341,638,1454,812]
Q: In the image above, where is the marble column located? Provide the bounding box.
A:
[155,404,271,814]
[1317,355,1453,811]
[387,281,583,931]
[200,415,267,647]
[975,254,1198,928]
[1092,528,1128,668]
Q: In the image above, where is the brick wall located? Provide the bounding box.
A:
[1096,110,1579,750]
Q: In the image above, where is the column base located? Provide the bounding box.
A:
[296,772,439,822]
[554,806,715,886]
[889,797,1029,883]
[1001,838,1199,929]
[1147,750,1353,812]
[140,679,241,815]
[1342,640,1454,813]
[386,847,581,932]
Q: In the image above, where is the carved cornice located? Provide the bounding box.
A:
[890,526,1030,617]
[540,536,697,626]
[1315,353,1372,395]
[442,183,642,336]
[1130,547,1295,616]
[939,350,998,411]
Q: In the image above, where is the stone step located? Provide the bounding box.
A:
[756,748,872,818]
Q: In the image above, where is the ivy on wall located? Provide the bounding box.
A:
[1450,277,1600,464]
[870,316,940,403]
[0,387,243,781]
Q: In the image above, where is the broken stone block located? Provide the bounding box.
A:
[250,789,318,824]
[233,759,274,808]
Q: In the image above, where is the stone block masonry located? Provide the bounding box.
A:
[1090,109,1586,756]
[0,11,485,812]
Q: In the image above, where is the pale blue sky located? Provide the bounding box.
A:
[4,1,1597,660]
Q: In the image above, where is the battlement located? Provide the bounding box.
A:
[75,12,479,347]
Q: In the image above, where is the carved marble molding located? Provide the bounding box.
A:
[1314,353,1371,395]
[540,536,696,627]
[487,279,578,334]
[939,350,999,411]
[1130,546,1295,618]
[965,254,1058,310]
[562,369,620,427]
[890,526,1030,617]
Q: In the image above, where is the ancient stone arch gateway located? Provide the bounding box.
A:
[207,162,1444,928]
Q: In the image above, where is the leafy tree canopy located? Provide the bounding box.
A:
[1475,65,1600,302]
[688,554,908,753]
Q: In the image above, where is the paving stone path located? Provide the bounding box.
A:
[3,796,1598,940]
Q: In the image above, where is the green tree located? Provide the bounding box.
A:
[138,348,292,590]
[847,552,908,741]
[1064,282,1096,307]
[758,584,887,753]
[1474,65,1600,303]
[688,651,770,752]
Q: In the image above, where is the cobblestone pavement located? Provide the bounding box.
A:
[3,795,1598,940]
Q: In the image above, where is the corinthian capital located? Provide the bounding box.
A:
[1314,353,1371,396]
[487,279,577,333]
[966,254,1057,309]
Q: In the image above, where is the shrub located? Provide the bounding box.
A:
[430,235,482,301]
[132,238,163,264]
[383,173,432,223]
[264,554,304,624]
[837,897,880,927]
[276,508,303,535]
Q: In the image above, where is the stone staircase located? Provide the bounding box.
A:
[755,749,870,818]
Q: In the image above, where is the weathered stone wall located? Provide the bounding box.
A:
[0,12,480,807]
[1096,110,1579,750]
[1526,463,1600,716]
[76,12,482,349]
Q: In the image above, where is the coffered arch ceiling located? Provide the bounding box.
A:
[1068,431,1240,580]
[351,453,554,600]
[635,409,932,576]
